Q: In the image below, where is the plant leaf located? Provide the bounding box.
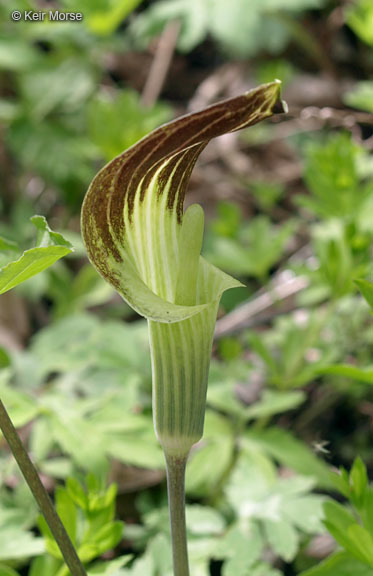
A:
[355,278,373,311]
[317,364,373,383]
[347,525,373,567]
[264,518,299,562]
[344,81,373,114]
[244,390,306,421]
[299,551,373,576]
[0,216,73,295]
[0,527,45,561]
[83,0,144,35]
[245,427,332,488]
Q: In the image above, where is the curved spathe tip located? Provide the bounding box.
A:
[81,81,287,321]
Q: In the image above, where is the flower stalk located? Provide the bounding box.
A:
[0,400,87,576]
[166,454,190,576]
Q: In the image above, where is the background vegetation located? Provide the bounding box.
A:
[1,0,373,575]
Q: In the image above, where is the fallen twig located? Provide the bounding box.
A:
[141,20,180,107]
[215,272,309,338]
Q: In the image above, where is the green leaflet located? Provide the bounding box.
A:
[0,216,73,295]
[355,278,373,311]
[81,81,286,453]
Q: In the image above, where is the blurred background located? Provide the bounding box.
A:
[0,0,373,575]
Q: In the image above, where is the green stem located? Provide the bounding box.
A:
[165,453,190,576]
[0,399,87,576]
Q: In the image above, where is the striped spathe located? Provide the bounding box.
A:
[81,80,286,456]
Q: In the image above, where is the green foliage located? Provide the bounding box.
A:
[301,459,373,575]
[206,207,295,280]
[0,216,73,295]
[61,0,144,36]
[47,263,117,319]
[0,3,169,209]
[299,133,369,220]
[207,361,306,423]
[311,220,371,298]
[123,450,325,575]
[317,364,373,384]
[247,311,338,388]
[7,118,96,205]
[256,59,295,88]
[224,451,325,564]
[217,337,243,362]
[126,504,227,575]
[19,59,96,120]
[250,180,285,212]
[186,411,234,497]
[299,552,373,576]
[294,132,373,305]
[35,476,126,574]
[0,313,163,473]
[344,82,373,114]
[0,486,44,564]
[0,531,43,563]
[245,427,332,488]
[130,0,325,58]
[355,278,373,311]
[88,91,171,161]
[345,0,373,46]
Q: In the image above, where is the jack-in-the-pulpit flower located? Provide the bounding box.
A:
[81,80,286,576]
